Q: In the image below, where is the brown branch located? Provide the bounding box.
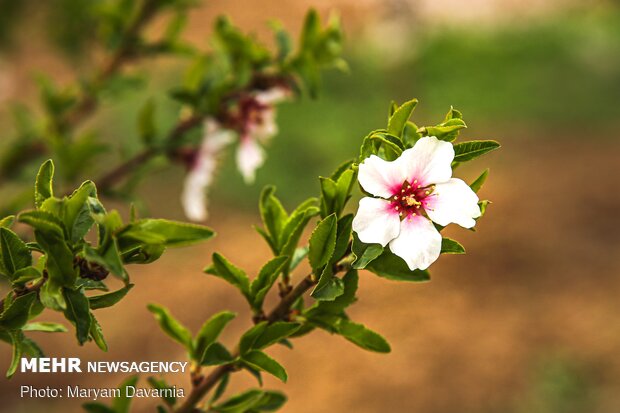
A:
[174,274,317,413]
[0,277,46,310]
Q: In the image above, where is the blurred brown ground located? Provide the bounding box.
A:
[2,136,619,412]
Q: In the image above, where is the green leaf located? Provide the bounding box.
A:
[138,99,157,145]
[6,331,23,378]
[0,292,37,330]
[205,253,250,298]
[351,234,383,269]
[201,342,235,366]
[441,238,465,254]
[365,250,430,282]
[259,186,288,248]
[18,210,65,238]
[336,319,391,353]
[147,304,192,349]
[89,314,108,352]
[311,265,344,301]
[0,215,15,228]
[35,159,54,208]
[387,99,418,138]
[308,214,337,270]
[469,168,489,193]
[63,288,92,345]
[242,351,288,382]
[423,118,467,142]
[332,214,353,263]
[22,322,67,332]
[239,322,268,354]
[308,269,358,316]
[147,377,177,406]
[0,227,32,277]
[120,219,215,247]
[88,284,134,310]
[453,140,500,163]
[211,389,263,413]
[111,375,139,413]
[289,247,308,272]
[64,181,97,244]
[250,256,289,311]
[252,322,301,350]
[194,311,236,362]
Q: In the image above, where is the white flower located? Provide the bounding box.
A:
[236,87,290,184]
[182,119,235,221]
[352,136,481,271]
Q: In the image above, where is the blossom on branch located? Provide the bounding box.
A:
[352,136,481,271]
[182,119,235,221]
[236,87,290,184]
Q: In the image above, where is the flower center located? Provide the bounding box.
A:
[390,179,434,219]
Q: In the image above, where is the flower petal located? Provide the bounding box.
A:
[398,136,454,186]
[352,197,400,247]
[388,215,442,271]
[236,137,265,184]
[425,178,481,228]
[358,155,407,198]
[181,121,235,221]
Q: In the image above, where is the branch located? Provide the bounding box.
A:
[0,277,46,310]
[174,274,317,413]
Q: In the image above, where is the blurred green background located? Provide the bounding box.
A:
[1,1,619,413]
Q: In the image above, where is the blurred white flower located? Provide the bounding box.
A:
[182,119,235,221]
[352,136,481,271]
[235,87,290,183]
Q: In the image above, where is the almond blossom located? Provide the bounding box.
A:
[181,119,234,221]
[352,136,481,271]
[236,87,290,183]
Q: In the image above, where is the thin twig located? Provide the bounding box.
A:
[174,274,317,413]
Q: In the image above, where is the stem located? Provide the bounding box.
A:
[0,277,46,310]
[95,115,203,192]
[174,274,317,413]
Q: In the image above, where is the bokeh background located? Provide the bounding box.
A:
[1,0,620,412]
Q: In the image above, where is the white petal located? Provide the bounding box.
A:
[352,197,400,247]
[358,155,407,198]
[425,178,481,228]
[255,87,290,105]
[181,120,235,221]
[398,136,454,186]
[236,138,265,184]
[388,215,442,271]
[252,107,278,143]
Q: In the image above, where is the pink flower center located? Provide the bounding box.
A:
[389,179,435,219]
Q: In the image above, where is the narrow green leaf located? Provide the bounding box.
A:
[336,319,391,353]
[440,238,466,254]
[259,186,288,247]
[112,375,139,413]
[89,314,108,352]
[147,304,192,349]
[0,292,37,330]
[88,284,134,310]
[201,342,234,366]
[63,288,92,345]
[252,322,301,350]
[308,214,338,270]
[239,322,268,355]
[6,331,23,378]
[387,99,418,138]
[470,168,489,193]
[35,159,54,208]
[351,234,383,269]
[250,256,289,311]
[365,250,430,282]
[22,322,67,333]
[0,227,32,277]
[242,351,288,382]
[194,311,236,362]
[205,253,250,298]
[147,377,177,406]
[453,140,500,163]
[311,265,344,301]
